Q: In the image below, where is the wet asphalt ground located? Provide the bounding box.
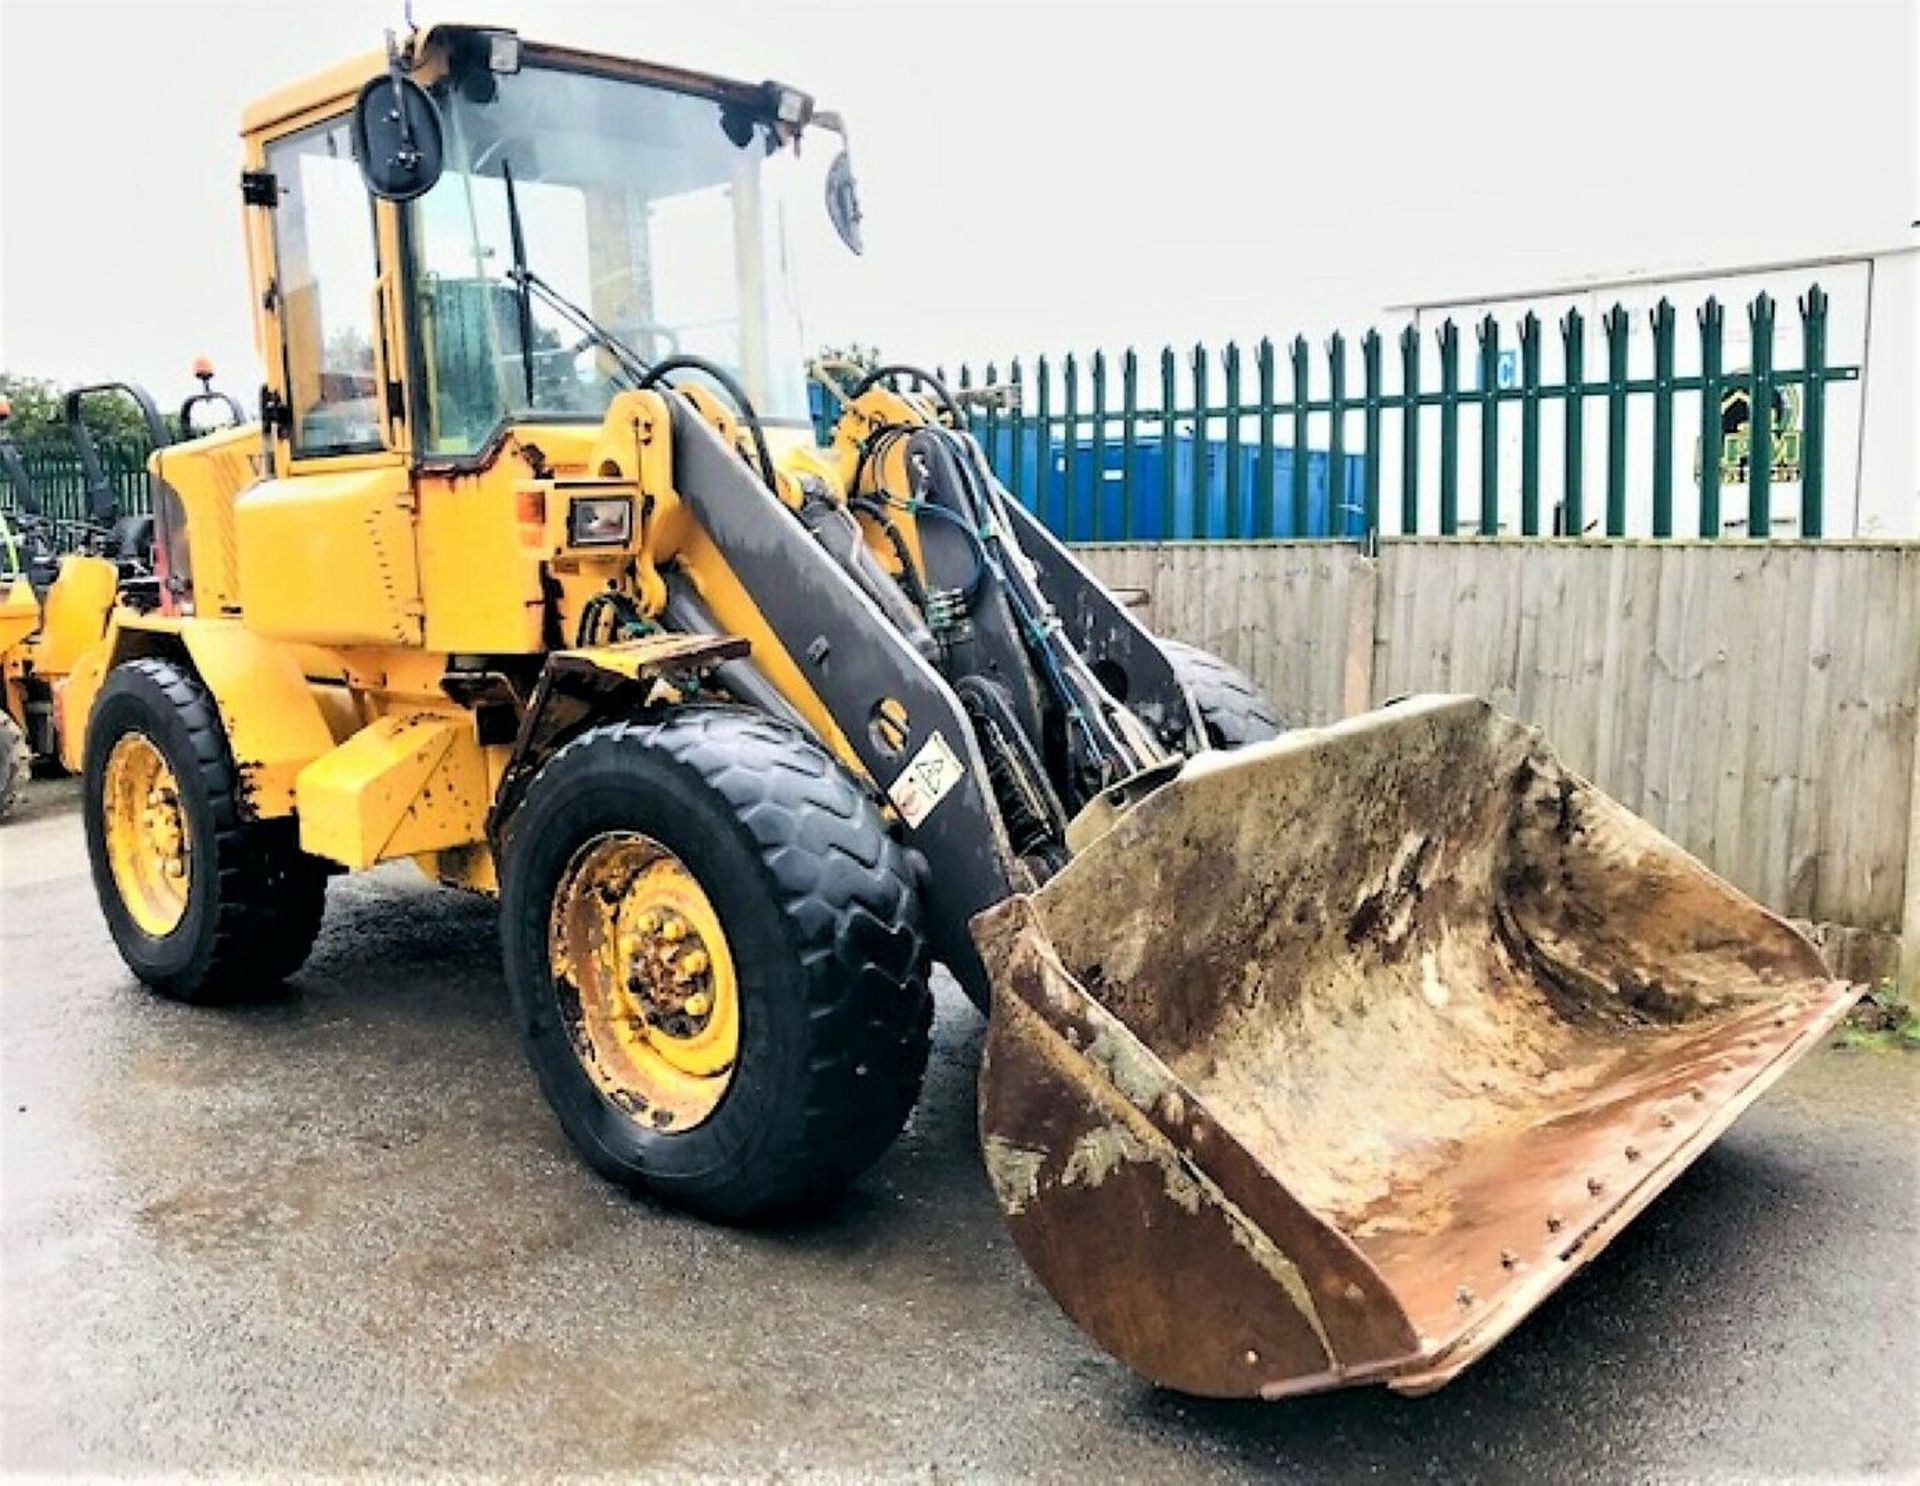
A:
[2,777,1916,1481]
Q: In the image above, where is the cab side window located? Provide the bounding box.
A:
[266,119,383,457]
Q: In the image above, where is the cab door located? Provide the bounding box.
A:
[235,110,424,648]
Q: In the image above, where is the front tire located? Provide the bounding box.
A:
[83,658,327,1002]
[500,706,931,1221]
[1160,639,1291,749]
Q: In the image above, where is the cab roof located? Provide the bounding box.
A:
[240,25,780,138]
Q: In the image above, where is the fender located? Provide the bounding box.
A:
[487,631,750,853]
[0,577,40,658]
[31,556,119,676]
[67,616,338,817]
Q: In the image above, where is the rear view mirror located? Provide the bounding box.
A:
[826,149,864,256]
[352,72,444,202]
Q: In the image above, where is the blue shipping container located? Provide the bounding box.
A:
[986,427,1367,542]
[804,386,1367,541]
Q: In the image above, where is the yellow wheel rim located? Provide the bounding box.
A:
[548,832,740,1131]
[102,732,192,938]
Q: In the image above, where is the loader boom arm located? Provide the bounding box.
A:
[665,401,1021,997]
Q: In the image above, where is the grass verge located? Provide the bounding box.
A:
[1836,983,1920,1051]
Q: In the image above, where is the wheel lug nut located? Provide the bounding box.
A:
[685,991,712,1017]
[679,949,709,977]
[661,919,688,943]
[634,911,660,935]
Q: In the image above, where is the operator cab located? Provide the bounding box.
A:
[261,24,862,469]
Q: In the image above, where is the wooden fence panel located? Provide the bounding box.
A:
[1077,544,1362,727]
[1075,539,1920,940]
[1375,541,1920,929]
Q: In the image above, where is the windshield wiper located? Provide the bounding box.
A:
[501,160,538,406]
[498,156,654,393]
[518,270,653,387]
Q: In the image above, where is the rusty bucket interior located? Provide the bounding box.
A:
[976,695,1860,1400]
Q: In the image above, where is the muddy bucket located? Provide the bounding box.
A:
[976,695,1860,1398]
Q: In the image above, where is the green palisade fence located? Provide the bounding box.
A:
[817,283,1859,543]
[1,438,154,528]
[11,287,1853,547]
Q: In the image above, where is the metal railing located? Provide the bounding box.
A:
[817,285,1860,543]
[1,438,153,526]
[8,285,1859,549]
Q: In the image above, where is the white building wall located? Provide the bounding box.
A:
[1393,241,1916,538]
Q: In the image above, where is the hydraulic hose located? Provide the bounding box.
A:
[849,364,963,425]
[847,497,931,615]
[796,496,940,663]
[638,356,779,497]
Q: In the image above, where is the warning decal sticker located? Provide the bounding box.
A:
[887,729,966,828]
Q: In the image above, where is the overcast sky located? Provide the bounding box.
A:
[1,0,1913,399]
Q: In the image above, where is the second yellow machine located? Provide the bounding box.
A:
[71,25,1859,1399]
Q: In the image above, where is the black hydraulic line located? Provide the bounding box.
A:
[575,588,649,647]
[937,423,1141,774]
[849,363,963,424]
[847,496,931,614]
[797,495,939,662]
[910,495,989,605]
[638,355,778,498]
[849,423,911,507]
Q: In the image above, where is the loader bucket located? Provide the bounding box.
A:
[976,695,1861,1399]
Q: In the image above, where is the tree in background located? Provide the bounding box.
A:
[0,373,177,448]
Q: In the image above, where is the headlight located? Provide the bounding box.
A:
[568,496,632,547]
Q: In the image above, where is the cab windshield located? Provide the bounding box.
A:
[408,60,812,457]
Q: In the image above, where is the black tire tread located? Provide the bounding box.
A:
[510,705,931,1218]
[0,710,28,821]
[1161,639,1290,748]
[87,657,327,1001]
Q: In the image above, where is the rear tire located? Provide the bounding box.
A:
[1160,639,1291,748]
[500,705,932,1221]
[0,711,28,821]
[83,658,328,1002]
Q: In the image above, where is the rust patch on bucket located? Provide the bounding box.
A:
[976,696,1860,1397]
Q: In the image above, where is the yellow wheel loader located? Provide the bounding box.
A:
[0,377,245,819]
[69,23,1860,1398]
